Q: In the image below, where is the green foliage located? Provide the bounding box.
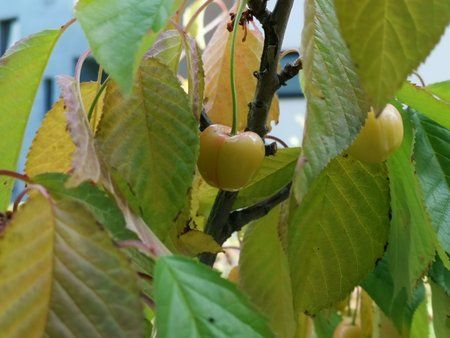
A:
[334,0,450,112]
[427,80,450,103]
[362,258,425,332]
[146,30,183,72]
[385,109,436,298]
[0,29,62,208]
[239,207,296,338]
[431,281,450,338]
[313,311,342,338]
[34,172,136,241]
[396,82,450,130]
[0,194,144,337]
[154,255,274,338]
[410,299,429,338]
[76,0,180,93]
[288,156,390,314]
[295,0,369,201]
[410,111,450,253]
[234,148,300,209]
[96,58,199,242]
[429,256,450,295]
[1,0,450,336]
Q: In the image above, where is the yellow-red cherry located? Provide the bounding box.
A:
[197,124,265,191]
[348,104,404,163]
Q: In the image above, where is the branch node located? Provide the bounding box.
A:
[265,142,277,156]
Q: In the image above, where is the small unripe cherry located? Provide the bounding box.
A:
[197,124,265,191]
[347,104,404,163]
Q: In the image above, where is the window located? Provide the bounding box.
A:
[0,18,19,56]
[277,52,303,98]
[44,78,54,113]
[73,57,108,82]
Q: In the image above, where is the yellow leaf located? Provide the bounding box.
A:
[25,82,104,178]
[203,22,279,131]
[0,194,53,337]
[179,229,223,256]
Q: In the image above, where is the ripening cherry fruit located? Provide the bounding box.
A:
[228,266,239,283]
[197,124,265,191]
[333,322,362,338]
[347,104,404,163]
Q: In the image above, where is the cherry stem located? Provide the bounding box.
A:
[87,76,110,122]
[265,135,289,148]
[90,66,104,129]
[74,50,91,116]
[185,0,215,32]
[0,170,31,184]
[412,71,426,87]
[13,188,28,212]
[230,0,248,136]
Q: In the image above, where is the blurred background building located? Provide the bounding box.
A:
[1,0,449,197]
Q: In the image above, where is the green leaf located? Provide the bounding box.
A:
[385,108,436,298]
[234,148,300,209]
[410,111,450,253]
[0,29,63,209]
[294,0,369,201]
[154,255,274,338]
[396,82,450,130]
[429,256,450,296]
[96,58,199,242]
[0,194,144,337]
[146,30,182,73]
[431,281,450,338]
[410,298,429,338]
[34,172,136,241]
[288,156,390,314]
[313,311,342,338]
[427,80,450,103]
[239,206,296,338]
[75,0,180,93]
[34,172,160,300]
[361,256,425,331]
[334,0,450,111]
[362,258,426,332]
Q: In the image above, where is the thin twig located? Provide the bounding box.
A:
[278,56,303,88]
[228,182,291,232]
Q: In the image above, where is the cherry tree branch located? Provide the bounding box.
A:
[278,56,303,88]
[199,0,295,266]
[228,182,291,231]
